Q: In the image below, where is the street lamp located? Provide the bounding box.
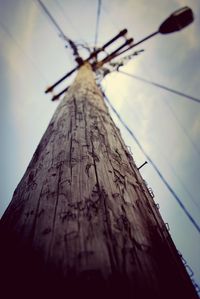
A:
[116,6,194,57]
[159,6,194,34]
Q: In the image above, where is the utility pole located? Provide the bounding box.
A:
[0,62,198,299]
[0,6,198,299]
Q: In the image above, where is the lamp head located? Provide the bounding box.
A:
[159,7,194,34]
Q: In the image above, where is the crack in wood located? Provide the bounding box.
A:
[85,163,93,177]
[47,165,62,260]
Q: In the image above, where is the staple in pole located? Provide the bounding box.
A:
[138,161,148,170]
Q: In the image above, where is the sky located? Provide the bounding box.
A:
[0,0,200,292]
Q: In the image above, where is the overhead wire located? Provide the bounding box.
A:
[103,73,200,212]
[118,70,200,104]
[37,0,69,41]
[105,63,200,158]
[94,0,102,48]
[53,0,84,43]
[102,89,200,235]
[128,58,200,207]
[54,0,99,54]
[36,0,81,60]
[117,67,200,155]
[119,57,200,151]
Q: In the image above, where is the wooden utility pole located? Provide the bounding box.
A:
[0,63,198,299]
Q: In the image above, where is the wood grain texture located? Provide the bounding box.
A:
[0,63,198,299]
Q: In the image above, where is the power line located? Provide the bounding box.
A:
[53,0,84,42]
[118,61,200,211]
[102,89,200,235]
[37,0,68,41]
[36,0,81,61]
[94,0,102,48]
[135,58,200,157]
[118,70,200,104]
[106,80,200,212]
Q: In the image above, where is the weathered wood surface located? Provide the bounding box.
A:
[0,63,198,299]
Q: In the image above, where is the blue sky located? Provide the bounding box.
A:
[0,0,200,291]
